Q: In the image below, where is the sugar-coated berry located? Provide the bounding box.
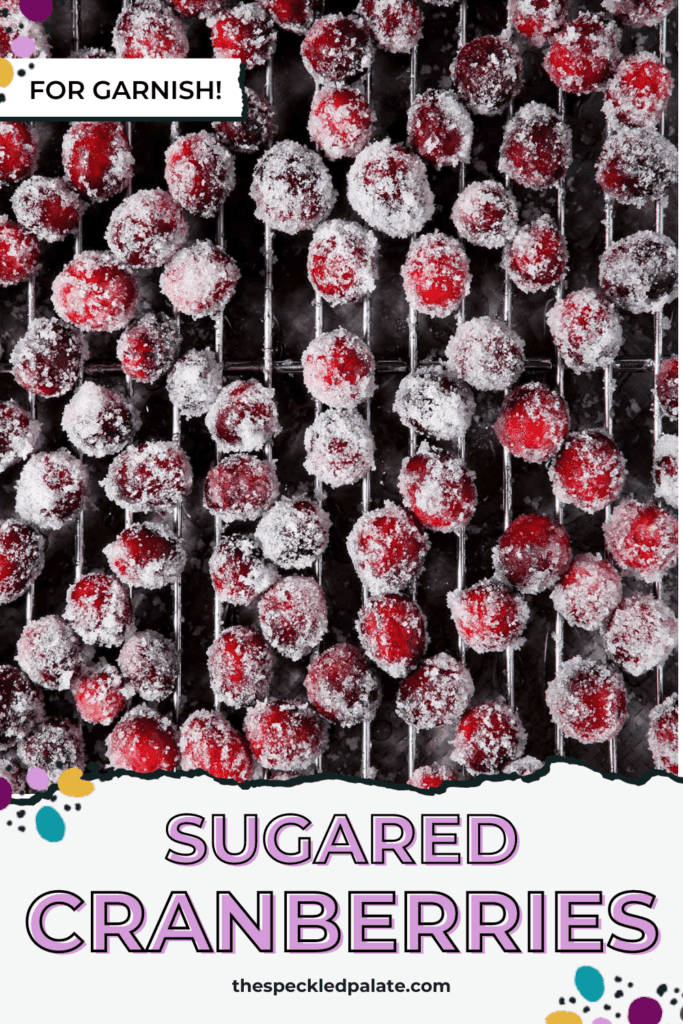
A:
[15,449,89,532]
[11,317,86,399]
[106,706,180,773]
[602,0,675,28]
[213,89,276,155]
[307,220,378,307]
[168,0,222,17]
[258,576,328,660]
[398,446,477,533]
[447,579,529,653]
[356,594,427,678]
[255,498,331,570]
[546,288,623,373]
[0,6,50,60]
[596,127,677,207]
[648,693,678,774]
[550,430,626,513]
[308,85,374,161]
[543,14,622,94]
[208,2,277,65]
[251,141,337,235]
[494,383,569,464]
[499,103,572,191]
[505,216,568,294]
[393,365,474,442]
[358,0,422,53]
[451,180,518,250]
[452,35,522,117]
[546,656,627,744]
[301,14,372,84]
[117,313,180,384]
[406,89,473,169]
[103,441,193,513]
[164,132,235,219]
[106,189,188,268]
[401,231,471,318]
[654,434,677,509]
[599,232,677,315]
[113,0,189,58]
[52,251,138,332]
[17,717,85,782]
[604,53,673,128]
[0,400,40,475]
[0,666,44,741]
[656,355,677,419]
[104,522,185,590]
[509,0,568,47]
[17,614,85,692]
[302,329,376,408]
[244,700,329,771]
[396,652,474,730]
[347,501,429,595]
[407,764,462,788]
[0,756,27,795]
[603,499,678,582]
[303,407,375,487]
[118,630,179,702]
[0,519,44,605]
[495,514,572,595]
[64,572,134,647]
[62,122,134,202]
[446,316,525,392]
[11,176,85,243]
[160,240,241,318]
[304,642,381,727]
[206,379,280,453]
[204,454,279,523]
[0,122,38,186]
[209,535,279,605]
[73,661,132,726]
[550,553,622,631]
[450,701,527,775]
[180,710,254,781]
[502,756,545,776]
[166,348,223,419]
[347,140,434,239]
[0,217,41,287]
[208,625,274,708]
[62,382,135,459]
[604,594,677,677]
[260,0,320,33]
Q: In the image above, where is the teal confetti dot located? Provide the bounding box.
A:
[36,805,65,842]
[576,967,606,1002]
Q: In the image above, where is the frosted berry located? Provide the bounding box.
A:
[407,764,462,788]
[648,693,678,774]
[116,313,180,384]
[604,53,673,128]
[62,122,134,202]
[347,140,434,239]
[11,317,85,399]
[596,127,677,207]
[118,631,179,702]
[52,251,138,332]
[244,700,329,771]
[0,400,40,475]
[0,122,38,186]
[604,594,677,677]
[603,499,678,582]
[204,454,279,523]
[104,522,185,590]
[502,756,545,776]
[113,0,189,58]
[258,575,328,660]
[168,0,221,17]
[17,717,84,782]
[599,232,677,314]
[546,288,623,373]
[447,579,529,653]
[304,643,381,727]
[206,379,280,453]
[209,535,279,605]
[180,710,254,781]
[11,175,85,243]
[499,102,572,191]
[255,498,331,570]
[347,501,429,595]
[505,216,568,294]
[160,240,240,318]
[15,449,89,532]
[213,89,276,155]
[0,666,44,742]
[546,656,627,744]
[301,14,372,84]
[62,382,135,459]
[103,441,193,513]
[451,180,518,250]
[550,553,622,631]
[450,701,527,775]
[656,355,677,419]
[396,652,474,730]
[303,407,375,487]
[302,329,376,407]
[307,220,378,307]
[398,446,477,533]
[164,132,235,219]
[452,35,522,117]
[0,217,40,287]
[106,189,188,267]
[493,383,569,464]
[251,140,337,235]
[406,89,473,169]
[17,614,85,691]
[208,625,274,708]
[393,365,474,442]
[260,0,320,33]
[494,514,572,594]
[358,0,422,53]
[550,429,626,512]
[106,706,180,773]
[209,2,277,64]
[73,661,132,726]
[308,85,374,161]
[543,14,622,94]
[0,519,44,605]
[654,434,677,509]
[166,348,223,419]
[446,316,525,392]
[401,231,471,318]
[356,594,428,678]
[64,572,134,647]
[602,0,675,28]
[510,0,568,47]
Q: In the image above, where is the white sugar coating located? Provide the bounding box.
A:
[596,126,678,207]
[545,655,627,744]
[0,215,41,287]
[52,250,139,332]
[166,348,223,419]
[446,316,525,392]
[243,700,330,771]
[210,535,279,605]
[450,700,528,775]
[160,240,241,319]
[10,317,87,399]
[102,441,193,513]
[16,614,86,692]
[347,500,429,594]
[451,180,518,249]
[208,3,278,65]
[304,643,382,727]
[397,443,477,533]
[308,85,375,161]
[205,379,280,453]
[0,519,45,605]
[401,230,471,318]
[255,498,331,570]
[207,626,274,708]
[648,692,678,773]
[118,630,179,702]
[446,579,530,653]
[258,576,328,660]
[355,596,428,678]
[347,139,435,239]
[303,407,376,487]
[62,382,136,458]
[17,718,85,783]
[250,140,337,235]
[300,13,373,85]
[502,755,545,776]
[0,667,44,740]
[603,499,678,582]
[73,660,134,726]
[179,709,253,780]
[15,449,89,532]
[0,400,41,474]
[64,574,133,648]
[307,219,378,306]
[654,433,678,509]
[0,122,38,186]
[510,0,567,46]
[546,288,623,373]
[117,312,181,384]
[393,364,475,441]
[359,0,422,53]
[604,53,674,128]
[503,215,568,294]
[602,0,675,28]
[113,0,189,57]
[550,553,622,631]
[396,651,474,730]
[548,430,626,513]
[599,231,678,314]
[498,101,572,189]
[493,517,572,596]
[493,382,569,464]
[11,176,85,242]
[301,328,376,407]
[406,89,474,169]
[544,14,622,93]
[451,36,523,118]
[61,123,134,202]
[604,594,677,677]
[104,522,186,589]
[164,131,236,218]
[407,764,462,788]
[105,189,188,267]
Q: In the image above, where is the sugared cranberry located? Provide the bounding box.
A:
[17,717,85,782]
[204,454,279,523]
[106,706,180,773]
[550,553,622,631]
[0,519,44,605]
[546,657,627,744]
[0,7,50,60]
[494,383,569,464]
[393,365,475,442]
[495,514,572,595]
[117,313,180,384]
[450,701,527,775]
[0,122,38,186]
[302,328,376,407]
[303,407,375,487]
[260,0,319,33]
[407,89,473,169]
[165,132,235,219]
[307,220,378,307]
[398,447,477,533]
[604,53,674,128]
[106,189,188,268]
[208,625,274,708]
[62,382,135,459]
[11,317,85,399]
[356,594,427,678]
[251,140,337,235]
[206,379,280,453]
[52,251,138,332]
[654,434,677,509]
[447,579,529,653]
[347,140,434,239]
[308,85,374,161]
[118,631,179,702]
[656,355,677,419]
[113,0,189,58]
[396,652,473,730]
[510,0,568,47]
[605,594,677,677]
[502,756,546,776]
[301,14,372,84]
[258,576,328,660]
[401,231,471,318]
[546,288,623,373]
[446,316,525,392]
[304,642,381,727]
[0,400,40,475]
[15,449,88,532]
[648,693,678,774]
[73,661,132,725]
[244,700,329,771]
[452,35,522,116]
[213,89,276,155]
[0,666,44,741]
[160,240,241,318]
[599,231,677,315]
[104,522,185,590]
[602,0,675,27]
[407,764,462,788]
[255,498,331,570]
[62,122,134,202]
[603,499,678,582]
[168,0,221,17]
[498,102,572,190]
[166,349,223,419]
[103,441,193,513]
[17,614,85,691]
[451,180,518,249]
[11,176,85,243]
[544,14,622,94]
[505,216,568,294]
[550,430,625,513]
[358,0,422,53]
[596,127,677,207]
[0,217,41,287]
[64,572,134,647]
[208,2,277,65]
[180,710,254,781]
[347,501,429,595]
[209,535,279,605]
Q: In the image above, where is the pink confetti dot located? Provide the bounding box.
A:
[26,767,50,790]
[11,36,36,57]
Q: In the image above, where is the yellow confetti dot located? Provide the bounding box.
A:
[58,767,95,797]
[0,58,14,88]
[546,1014,583,1024]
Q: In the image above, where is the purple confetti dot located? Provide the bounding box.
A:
[19,0,51,20]
[593,1019,612,1024]
[27,767,50,791]
[10,35,35,56]
[0,778,11,810]
[628,998,662,1024]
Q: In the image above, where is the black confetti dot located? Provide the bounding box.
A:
[559,998,565,1005]
[615,1015,621,1020]
[0,96,5,103]
[75,803,81,811]
[18,826,25,832]
[29,62,34,68]
[18,69,26,76]
[0,7,8,13]
[628,983,634,988]
[17,810,25,818]
[584,1008,590,1014]
[615,977,622,982]
[659,986,668,997]
[6,820,12,826]
[605,1006,611,1011]
[615,990,624,998]
[672,1000,678,1006]
[64,805,71,812]
[569,998,576,1005]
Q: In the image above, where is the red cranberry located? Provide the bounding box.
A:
[451,701,527,775]
[62,382,135,459]
[407,764,462,788]
[103,441,193,513]
[347,139,434,239]
[604,53,674,128]
[113,0,189,58]
[160,240,241,319]
[213,89,276,155]
[62,122,134,202]
[446,316,525,392]
[304,642,381,727]
[602,0,675,27]
[0,217,40,287]
[393,366,474,442]
[52,251,138,332]
[302,328,376,407]
[64,572,134,647]
[550,430,625,513]
[251,140,337,235]
[509,0,568,47]
[656,355,678,419]
[452,35,522,117]
[407,89,473,169]
[654,435,677,508]
[244,700,329,771]
[15,449,89,532]
[17,716,85,782]
[208,2,277,65]
[498,102,572,190]
[401,231,470,318]
[73,661,132,726]
[451,180,518,250]
[11,175,84,243]
[307,220,378,307]
[603,499,678,582]
[118,631,179,702]
[398,447,477,533]
[165,132,235,219]
[106,707,180,773]
[209,535,279,605]
[308,85,374,161]
[447,579,529,653]
[301,14,372,84]
[167,349,223,419]
[396,652,474,730]
[208,625,274,708]
[206,379,280,453]
[0,400,40,474]
[596,126,677,207]
[0,122,38,186]
[180,710,254,781]
[106,189,188,268]
[550,553,622,631]
[495,514,572,595]
[10,317,85,399]
[648,693,678,774]
[255,498,331,570]
[0,519,44,605]
[303,407,375,487]
[546,288,623,373]
[544,13,622,94]
[0,665,44,741]
[168,0,222,17]
[356,594,427,678]
[204,454,279,523]
[347,501,429,595]
[494,383,569,464]
[599,231,677,315]
[358,0,422,53]
[505,216,568,294]
[260,0,320,33]
[116,313,180,384]
[104,522,185,590]
[17,614,85,691]
[605,594,677,677]
[258,576,328,660]
[546,656,627,744]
